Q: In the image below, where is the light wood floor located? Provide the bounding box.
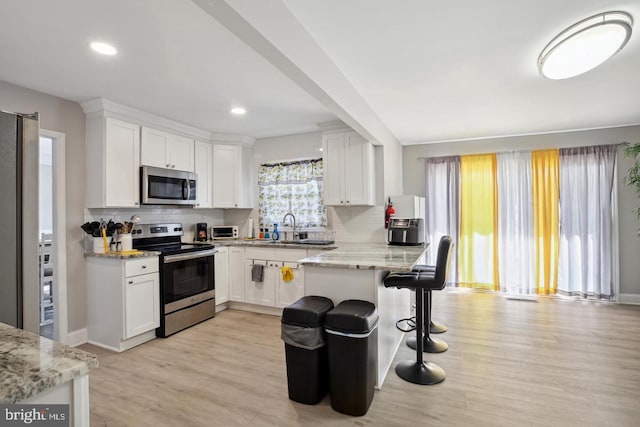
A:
[80,290,640,427]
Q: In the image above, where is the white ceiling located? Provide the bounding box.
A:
[0,0,336,139]
[1,0,639,144]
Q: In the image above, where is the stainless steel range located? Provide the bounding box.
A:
[132,223,216,337]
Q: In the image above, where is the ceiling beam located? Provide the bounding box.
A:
[193,0,398,147]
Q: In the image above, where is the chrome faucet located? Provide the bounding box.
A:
[282,213,297,240]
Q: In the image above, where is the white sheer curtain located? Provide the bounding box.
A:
[424,156,460,285]
[558,145,617,299]
[497,152,535,294]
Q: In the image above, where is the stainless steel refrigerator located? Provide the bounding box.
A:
[0,110,40,332]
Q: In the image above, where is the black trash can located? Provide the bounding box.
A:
[325,300,379,416]
[281,295,334,404]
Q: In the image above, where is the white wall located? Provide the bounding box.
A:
[402,125,640,298]
[0,80,87,330]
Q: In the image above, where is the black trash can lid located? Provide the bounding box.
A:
[325,300,378,334]
[282,296,335,327]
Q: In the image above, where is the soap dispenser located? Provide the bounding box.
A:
[272,223,280,241]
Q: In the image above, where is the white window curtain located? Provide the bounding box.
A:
[424,156,460,285]
[558,145,617,299]
[258,158,327,228]
[497,152,536,294]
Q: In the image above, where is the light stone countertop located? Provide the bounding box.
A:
[85,250,161,259]
[298,242,428,271]
[0,323,99,404]
[223,240,337,250]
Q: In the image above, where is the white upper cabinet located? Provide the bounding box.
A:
[86,117,140,208]
[194,140,213,208]
[322,131,375,206]
[212,144,253,208]
[141,127,194,172]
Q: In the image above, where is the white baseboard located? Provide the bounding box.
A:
[228,301,282,317]
[66,328,88,347]
[619,294,640,305]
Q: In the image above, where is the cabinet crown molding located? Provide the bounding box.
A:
[81,98,255,146]
[317,120,351,134]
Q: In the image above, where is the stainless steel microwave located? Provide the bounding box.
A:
[140,166,197,206]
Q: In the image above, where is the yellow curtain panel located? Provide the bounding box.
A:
[459,154,499,290]
[531,149,560,294]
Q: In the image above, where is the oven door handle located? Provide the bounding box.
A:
[164,248,218,263]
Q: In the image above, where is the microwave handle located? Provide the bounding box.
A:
[182,179,190,200]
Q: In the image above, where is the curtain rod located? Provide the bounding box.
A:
[260,157,322,167]
[416,142,627,160]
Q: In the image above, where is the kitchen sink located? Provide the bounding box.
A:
[296,239,335,245]
[269,239,335,246]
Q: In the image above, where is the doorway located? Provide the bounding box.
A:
[38,130,68,343]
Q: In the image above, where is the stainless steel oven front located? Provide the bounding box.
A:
[160,248,216,336]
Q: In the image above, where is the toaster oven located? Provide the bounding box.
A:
[211,226,239,240]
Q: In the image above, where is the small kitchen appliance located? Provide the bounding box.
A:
[211,225,239,240]
[196,223,208,241]
[387,218,425,246]
[140,166,197,206]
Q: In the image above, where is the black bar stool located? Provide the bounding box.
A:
[406,264,448,353]
[412,264,448,334]
[383,236,454,385]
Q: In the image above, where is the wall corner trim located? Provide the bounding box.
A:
[66,328,88,347]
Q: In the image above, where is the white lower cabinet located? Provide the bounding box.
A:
[86,256,160,352]
[239,247,307,308]
[214,246,229,304]
[275,262,304,308]
[124,273,160,339]
[229,247,245,301]
[244,259,276,306]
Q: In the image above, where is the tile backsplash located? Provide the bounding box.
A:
[223,205,385,243]
[84,205,385,246]
[84,207,225,243]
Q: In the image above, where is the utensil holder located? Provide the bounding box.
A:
[93,237,106,254]
[119,233,133,252]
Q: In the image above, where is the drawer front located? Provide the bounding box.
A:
[244,247,275,260]
[277,249,307,262]
[125,257,159,277]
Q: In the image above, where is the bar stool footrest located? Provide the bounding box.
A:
[407,336,448,353]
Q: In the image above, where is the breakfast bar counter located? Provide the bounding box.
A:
[299,242,429,388]
[299,242,427,271]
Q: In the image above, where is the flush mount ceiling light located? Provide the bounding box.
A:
[538,11,633,79]
[230,107,246,115]
[90,41,117,56]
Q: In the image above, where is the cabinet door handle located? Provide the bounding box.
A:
[128,280,134,284]
[142,265,147,269]
[134,202,139,205]
[166,164,170,168]
[172,164,176,168]
[340,201,343,204]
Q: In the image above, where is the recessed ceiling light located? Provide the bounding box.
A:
[231,107,246,115]
[538,11,633,80]
[90,42,117,56]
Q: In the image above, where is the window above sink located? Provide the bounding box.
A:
[258,158,327,229]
